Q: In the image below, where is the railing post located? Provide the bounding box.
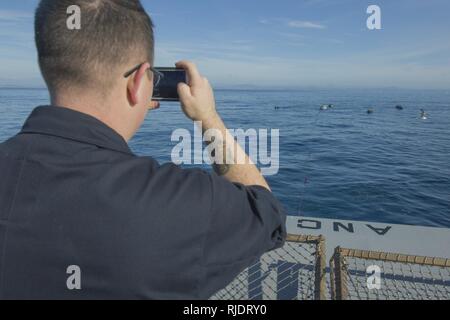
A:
[314,235,327,300]
[331,246,348,300]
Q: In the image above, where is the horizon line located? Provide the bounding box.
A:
[0,86,449,92]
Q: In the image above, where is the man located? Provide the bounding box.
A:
[0,0,286,299]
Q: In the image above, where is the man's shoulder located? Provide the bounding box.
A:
[0,134,32,160]
[140,158,213,194]
[118,155,210,180]
[107,155,214,201]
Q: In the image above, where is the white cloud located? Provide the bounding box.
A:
[287,20,326,29]
[156,41,254,62]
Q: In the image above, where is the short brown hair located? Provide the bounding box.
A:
[35,0,154,92]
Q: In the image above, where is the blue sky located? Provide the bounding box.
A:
[0,0,449,89]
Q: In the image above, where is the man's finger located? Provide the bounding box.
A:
[149,101,160,110]
[176,60,201,86]
[177,82,192,101]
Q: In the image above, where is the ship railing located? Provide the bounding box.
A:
[210,234,327,300]
[211,233,450,300]
[329,247,450,300]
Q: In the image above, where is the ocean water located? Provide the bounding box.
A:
[1,88,449,228]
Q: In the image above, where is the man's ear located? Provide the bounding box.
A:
[127,62,150,106]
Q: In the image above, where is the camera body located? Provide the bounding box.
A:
[153,68,187,101]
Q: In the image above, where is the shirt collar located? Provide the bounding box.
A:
[20,105,133,155]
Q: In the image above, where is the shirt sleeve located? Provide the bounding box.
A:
[199,171,287,298]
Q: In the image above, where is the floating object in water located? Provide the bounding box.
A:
[395,105,404,110]
[420,109,428,120]
[320,104,333,111]
[367,108,374,114]
[274,106,280,110]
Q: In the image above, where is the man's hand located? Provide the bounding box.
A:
[176,61,218,124]
[149,101,160,110]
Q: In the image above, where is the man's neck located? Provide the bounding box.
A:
[51,94,131,142]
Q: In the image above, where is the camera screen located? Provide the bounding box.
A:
[153,69,186,101]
